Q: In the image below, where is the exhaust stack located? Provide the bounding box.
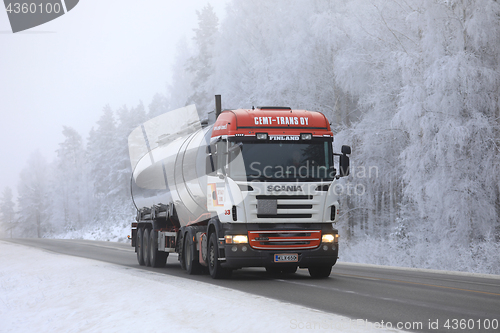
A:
[215,95,222,119]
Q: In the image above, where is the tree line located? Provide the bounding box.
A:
[1,0,499,273]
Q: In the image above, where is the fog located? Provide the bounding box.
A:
[0,0,228,195]
[1,0,499,275]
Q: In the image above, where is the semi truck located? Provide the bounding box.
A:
[128,95,350,278]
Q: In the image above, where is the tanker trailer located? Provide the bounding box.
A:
[129,96,351,278]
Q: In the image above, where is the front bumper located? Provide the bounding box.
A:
[219,223,338,269]
[222,243,338,268]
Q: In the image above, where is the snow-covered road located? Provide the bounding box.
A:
[0,241,403,333]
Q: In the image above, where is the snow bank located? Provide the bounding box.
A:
[340,236,500,275]
[51,220,131,243]
[0,241,401,333]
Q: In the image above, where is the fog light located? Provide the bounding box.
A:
[233,235,248,244]
[231,246,238,252]
[332,245,337,251]
[242,246,248,252]
[323,245,328,251]
[322,234,335,243]
[225,235,248,244]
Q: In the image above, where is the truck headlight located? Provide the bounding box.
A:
[225,235,248,244]
[322,234,335,243]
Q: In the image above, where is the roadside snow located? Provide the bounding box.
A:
[0,241,403,333]
[51,221,131,243]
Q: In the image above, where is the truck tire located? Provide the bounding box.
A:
[178,231,186,270]
[143,228,151,267]
[149,229,166,268]
[308,265,332,278]
[137,227,145,266]
[208,232,232,279]
[183,231,201,275]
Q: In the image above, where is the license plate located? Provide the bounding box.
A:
[274,253,298,263]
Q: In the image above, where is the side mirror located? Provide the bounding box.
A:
[341,145,351,155]
[339,154,350,177]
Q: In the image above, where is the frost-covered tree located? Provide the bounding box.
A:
[214,0,309,108]
[186,3,219,114]
[328,0,412,239]
[168,37,194,110]
[0,186,16,238]
[17,150,51,238]
[116,103,146,204]
[148,93,170,119]
[52,126,89,232]
[211,0,353,116]
[392,0,500,271]
[86,105,119,222]
[332,0,500,272]
[9,0,497,272]
[86,103,145,225]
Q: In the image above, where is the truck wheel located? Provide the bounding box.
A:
[308,265,332,278]
[178,232,186,270]
[143,228,151,267]
[208,233,232,279]
[149,229,166,268]
[137,227,145,266]
[183,231,201,275]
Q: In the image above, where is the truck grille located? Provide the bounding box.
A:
[248,230,321,250]
[256,195,314,219]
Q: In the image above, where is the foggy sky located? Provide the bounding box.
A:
[0,0,227,197]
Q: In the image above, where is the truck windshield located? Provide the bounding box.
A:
[228,140,335,182]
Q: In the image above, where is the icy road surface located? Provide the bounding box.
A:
[0,241,404,333]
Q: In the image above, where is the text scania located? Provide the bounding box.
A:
[268,185,303,192]
[254,116,309,126]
